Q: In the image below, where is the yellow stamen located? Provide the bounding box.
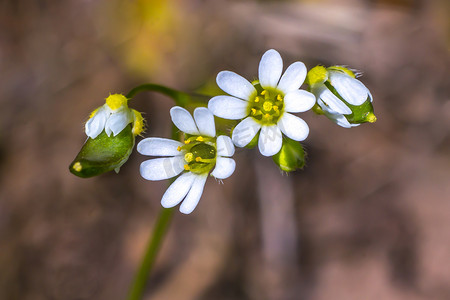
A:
[73,162,82,172]
[89,108,99,119]
[254,97,260,103]
[277,94,283,101]
[131,110,145,136]
[264,113,271,119]
[251,108,257,115]
[184,139,191,144]
[366,112,377,123]
[196,136,204,142]
[184,164,190,171]
[273,105,279,111]
[263,101,273,112]
[261,90,267,95]
[177,146,182,151]
[184,153,194,162]
[195,157,202,162]
[105,94,128,110]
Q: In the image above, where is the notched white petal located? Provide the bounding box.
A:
[258,125,282,157]
[193,107,216,137]
[259,49,283,88]
[140,156,184,181]
[85,107,108,139]
[208,96,248,120]
[161,172,195,208]
[329,72,369,106]
[278,113,309,141]
[211,157,236,180]
[216,71,255,100]
[317,87,352,115]
[179,174,208,214]
[232,117,261,148]
[170,106,199,135]
[216,135,235,157]
[277,61,307,93]
[284,90,316,113]
[137,138,183,156]
[106,109,132,136]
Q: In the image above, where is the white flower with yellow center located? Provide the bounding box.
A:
[208,49,316,157]
[85,94,144,138]
[137,106,235,214]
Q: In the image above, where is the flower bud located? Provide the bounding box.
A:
[306,66,376,128]
[272,138,306,172]
[69,125,135,178]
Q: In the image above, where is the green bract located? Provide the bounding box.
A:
[69,126,135,178]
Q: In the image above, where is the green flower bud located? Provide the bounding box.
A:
[306,65,376,128]
[272,138,306,172]
[69,126,135,178]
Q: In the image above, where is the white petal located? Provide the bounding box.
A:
[284,90,316,113]
[208,96,249,120]
[258,125,282,157]
[329,72,370,106]
[85,107,108,139]
[170,106,199,135]
[179,174,208,214]
[193,107,216,137]
[317,86,352,115]
[211,157,236,179]
[325,112,360,128]
[161,172,196,208]
[278,113,309,141]
[277,61,307,93]
[137,138,183,156]
[259,49,283,88]
[140,156,184,181]
[216,135,235,157]
[232,117,261,148]
[216,71,256,100]
[105,109,132,136]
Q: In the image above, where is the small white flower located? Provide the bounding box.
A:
[308,66,375,128]
[208,49,316,157]
[138,106,235,214]
[85,94,144,139]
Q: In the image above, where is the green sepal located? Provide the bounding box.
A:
[345,99,375,123]
[245,131,259,149]
[272,138,306,172]
[69,126,135,178]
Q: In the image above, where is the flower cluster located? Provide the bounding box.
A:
[74,49,376,214]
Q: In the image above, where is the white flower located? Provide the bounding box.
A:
[208,49,316,157]
[137,106,235,214]
[85,94,144,139]
[308,66,375,128]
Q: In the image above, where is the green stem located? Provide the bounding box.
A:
[125,84,193,300]
[126,207,175,300]
[125,83,210,107]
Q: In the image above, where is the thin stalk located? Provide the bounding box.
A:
[126,84,191,300]
[126,207,175,300]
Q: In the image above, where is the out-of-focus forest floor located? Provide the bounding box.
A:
[0,0,449,299]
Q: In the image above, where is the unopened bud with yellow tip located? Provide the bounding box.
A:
[306,65,376,128]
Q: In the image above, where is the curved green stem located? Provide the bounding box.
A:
[126,83,210,107]
[126,207,175,300]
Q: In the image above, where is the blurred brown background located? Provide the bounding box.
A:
[1,0,449,299]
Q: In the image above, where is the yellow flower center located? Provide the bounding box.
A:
[248,87,284,125]
[106,94,128,110]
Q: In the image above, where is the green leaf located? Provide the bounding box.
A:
[272,138,306,172]
[69,126,135,178]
